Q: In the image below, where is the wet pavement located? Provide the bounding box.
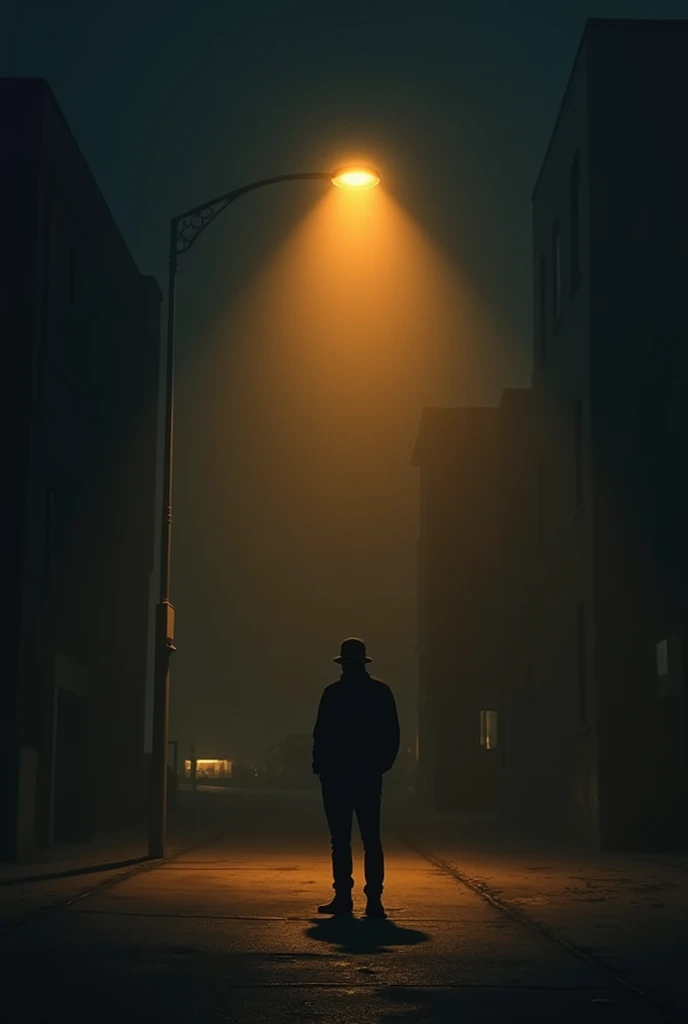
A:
[0,788,680,1022]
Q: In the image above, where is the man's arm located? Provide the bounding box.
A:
[381,686,401,773]
[312,688,330,775]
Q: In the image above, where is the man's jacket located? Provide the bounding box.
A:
[312,672,401,777]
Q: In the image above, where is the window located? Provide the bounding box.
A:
[574,399,583,514]
[576,602,588,727]
[553,223,562,323]
[184,759,233,779]
[68,249,77,306]
[570,153,580,289]
[656,636,683,697]
[480,710,498,750]
[44,488,56,586]
[667,375,681,436]
[537,459,545,545]
[538,254,546,365]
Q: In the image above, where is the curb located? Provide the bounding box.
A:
[396,830,685,1023]
[0,830,227,935]
[0,856,149,887]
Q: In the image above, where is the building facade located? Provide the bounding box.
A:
[412,408,502,811]
[412,20,688,850]
[0,79,161,860]
[511,19,688,848]
[498,388,537,818]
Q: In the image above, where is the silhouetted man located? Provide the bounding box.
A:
[312,637,400,918]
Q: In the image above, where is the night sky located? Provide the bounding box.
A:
[4,0,686,765]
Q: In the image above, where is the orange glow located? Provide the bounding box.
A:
[184,186,513,596]
[331,166,380,189]
[173,183,520,759]
[184,758,233,776]
[217,186,502,409]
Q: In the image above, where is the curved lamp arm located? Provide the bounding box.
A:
[160,168,333,603]
[172,172,332,261]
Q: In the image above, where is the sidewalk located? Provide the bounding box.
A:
[1,788,669,1023]
[4,789,687,1015]
[0,785,232,931]
[395,807,688,1016]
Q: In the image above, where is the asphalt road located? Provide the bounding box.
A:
[0,788,673,1023]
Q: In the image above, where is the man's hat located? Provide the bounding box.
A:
[334,637,372,664]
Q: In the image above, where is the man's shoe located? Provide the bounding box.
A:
[317,895,353,915]
[365,897,387,919]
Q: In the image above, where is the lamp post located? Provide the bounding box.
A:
[148,166,380,858]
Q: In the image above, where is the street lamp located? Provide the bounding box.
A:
[331,166,380,189]
[149,166,381,858]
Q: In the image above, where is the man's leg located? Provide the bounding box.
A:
[320,776,354,909]
[354,775,384,904]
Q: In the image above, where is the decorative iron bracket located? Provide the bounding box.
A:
[175,198,233,257]
[171,172,331,260]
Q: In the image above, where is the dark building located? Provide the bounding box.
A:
[412,408,502,811]
[411,19,688,850]
[509,19,688,849]
[0,79,161,860]
[498,388,536,817]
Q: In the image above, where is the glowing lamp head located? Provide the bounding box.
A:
[331,166,381,189]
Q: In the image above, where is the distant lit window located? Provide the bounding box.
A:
[480,710,498,750]
[184,758,233,778]
[570,153,580,289]
[553,223,562,323]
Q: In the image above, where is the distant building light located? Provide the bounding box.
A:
[183,758,233,777]
[480,710,498,751]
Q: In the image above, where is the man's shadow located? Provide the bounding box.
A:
[305,915,430,955]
